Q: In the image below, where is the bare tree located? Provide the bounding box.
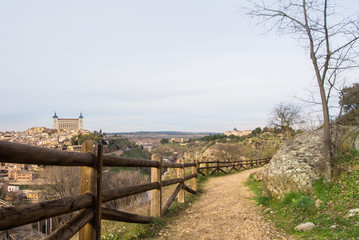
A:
[102,170,149,211]
[246,0,359,171]
[43,166,80,199]
[269,102,301,132]
[214,143,244,162]
[297,113,323,131]
[43,166,80,229]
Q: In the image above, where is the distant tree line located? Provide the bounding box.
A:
[107,138,137,152]
[187,127,264,143]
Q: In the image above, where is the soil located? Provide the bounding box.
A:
[152,168,293,240]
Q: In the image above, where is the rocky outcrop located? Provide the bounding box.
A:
[262,129,331,199]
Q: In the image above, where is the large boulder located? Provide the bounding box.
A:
[262,129,331,199]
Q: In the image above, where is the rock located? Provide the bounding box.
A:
[262,129,331,199]
[294,222,315,232]
[346,208,359,218]
[253,168,265,181]
[330,224,338,229]
[315,199,322,208]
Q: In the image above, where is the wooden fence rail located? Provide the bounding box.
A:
[0,140,270,239]
[197,158,270,176]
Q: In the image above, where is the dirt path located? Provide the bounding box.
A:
[152,168,292,240]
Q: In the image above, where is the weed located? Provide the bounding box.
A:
[256,195,271,206]
[292,195,315,213]
[245,174,272,207]
[281,192,302,205]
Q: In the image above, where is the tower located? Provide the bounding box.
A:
[52,112,59,129]
[78,112,84,130]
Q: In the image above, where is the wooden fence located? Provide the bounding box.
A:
[0,140,270,239]
[197,158,270,176]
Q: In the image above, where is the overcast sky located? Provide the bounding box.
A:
[1,0,358,133]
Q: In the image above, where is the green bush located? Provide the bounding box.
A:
[70,133,103,145]
[121,148,151,159]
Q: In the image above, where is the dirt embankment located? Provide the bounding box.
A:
[152,168,292,240]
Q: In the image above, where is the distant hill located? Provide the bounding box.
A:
[105,131,221,140]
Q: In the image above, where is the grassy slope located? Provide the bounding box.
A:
[246,149,359,239]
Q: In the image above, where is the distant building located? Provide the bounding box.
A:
[224,128,252,137]
[169,138,188,143]
[28,127,46,135]
[25,190,44,201]
[9,170,33,181]
[52,112,84,130]
[7,186,19,192]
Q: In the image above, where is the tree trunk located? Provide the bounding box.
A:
[303,0,332,180]
[319,84,333,181]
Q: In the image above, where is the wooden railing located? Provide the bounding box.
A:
[197,158,271,176]
[0,140,270,239]
[0,140,197,240]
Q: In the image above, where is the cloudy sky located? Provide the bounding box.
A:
[1,0,358,133]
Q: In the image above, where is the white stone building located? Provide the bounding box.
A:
[52,112,84,130]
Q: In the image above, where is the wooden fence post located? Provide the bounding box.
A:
[79,140,102,240]
[192,159,198,192]
[177,158,185,203]
[151,154,162,217]
[95,144,103,240]
[216,160,219,175]
[206,162,209,175]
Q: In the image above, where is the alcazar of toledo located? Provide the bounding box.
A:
[52,112,84,130]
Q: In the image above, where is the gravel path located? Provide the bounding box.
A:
[152,168,292,240]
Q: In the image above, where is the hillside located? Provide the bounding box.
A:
[105,131,218,140]
[151,130,288,163]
